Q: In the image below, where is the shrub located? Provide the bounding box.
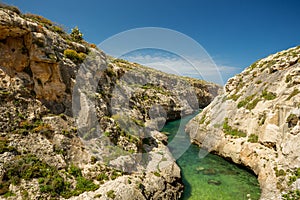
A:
[285,75,292,83]
[246,98,261,110]
[0,3,21,14]
[223,118,246,137]
[90,43,97,48]
[96,173,109,181]
[154,172,161,177]
[199,114,207,124]
[282,190,300,200]
[94,194,102,198]
[68,165,82,177]
[3,191,16,198]
[237,94,256,109]
[261,89,276,100]
[0,137,16,154]
[70,26,83,42]
[75,176,99,193]
[248,134,258,143]
[23,13,53,27]
[227,94,241,101]
[64,49,86,64]
[107,190,116,199]
[52,25,65,34]
[132,118,145,127]
[287,114,298,128]
[2,155,99,198]
[258,113,267,126]
[286,88,300,100]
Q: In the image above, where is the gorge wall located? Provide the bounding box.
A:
[186,45,300,199]
[0,5,220,200]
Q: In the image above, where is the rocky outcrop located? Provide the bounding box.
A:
[186,46,300,199]
[0,6,220,199]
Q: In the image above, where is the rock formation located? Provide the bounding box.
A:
[0,5,220,199]
[186,45,300,199]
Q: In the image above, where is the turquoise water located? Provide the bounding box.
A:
[162,113,261,200]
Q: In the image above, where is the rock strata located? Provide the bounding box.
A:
[186,45,300,199]
[0,5,220,199]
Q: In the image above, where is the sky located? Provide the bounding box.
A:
[2,0,300,84]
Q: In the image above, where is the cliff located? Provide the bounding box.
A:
[186,46,300,199]
[0,5,220,200]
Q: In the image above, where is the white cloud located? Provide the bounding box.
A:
[122,52,240,85]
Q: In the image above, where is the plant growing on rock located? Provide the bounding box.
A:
[106,190,116,199]
[248,134,259,143]
[0,3,21,14]
[286,88,300,100]
[261,89,276,100]
[64,49,86,64]
[286,114,299,128]
[70,26,83,42]
[222,118,246,137]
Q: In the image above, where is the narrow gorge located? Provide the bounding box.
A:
[0,5,220,199]
[0,3,299,200]
[186,46,300,199]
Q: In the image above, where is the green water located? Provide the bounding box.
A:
[162,113,261,200]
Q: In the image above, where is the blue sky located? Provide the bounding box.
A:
[2,0,300,84]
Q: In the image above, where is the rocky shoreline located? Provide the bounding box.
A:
[0,6,220,199]
[186,46,300,199]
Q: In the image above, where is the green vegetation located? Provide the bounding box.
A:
[140,83,171,95]
[1,155,99,198]
[261,89,277,100]
[249,61,258,70]
[237,94,261,110]
[237,94,255,108]
[227,94,242,101]
[3,191,16,198]
[154,171,161,177]
[286,88,300,100]
[282,190,300,200]
[246,98,261,110]
[15,119,54,138]
[222,118,246,137]
[96,173,109,182]
[199,113,207,124]
[287,114,299,128]
[285,74,292,83]
[106,190,116,199]
[64,49,86,64]
[131,118,145,127]
[70,26,83,42]
[248,134,258,143]
[94,194,102,198]
[105,66,117,77]
[255,80,262,84]
[258,113,267,126]
[112,58,130,64]
[287,168,300,186]
[274,168,286,177]
[0,3,21,14]
[24,13,53,27]
[0,137,17,154]
[23,13,65,35]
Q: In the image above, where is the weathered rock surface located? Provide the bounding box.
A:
[186,46,300,199]
[0,6,220,200]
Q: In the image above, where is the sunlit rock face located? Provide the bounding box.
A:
[0,6,221,199]
[186,45,300,199]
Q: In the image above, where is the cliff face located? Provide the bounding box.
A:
[0,6,220,200]
[186,46,300,199]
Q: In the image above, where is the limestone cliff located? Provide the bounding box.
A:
[0,5,220,200]
[186,46,300,199]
